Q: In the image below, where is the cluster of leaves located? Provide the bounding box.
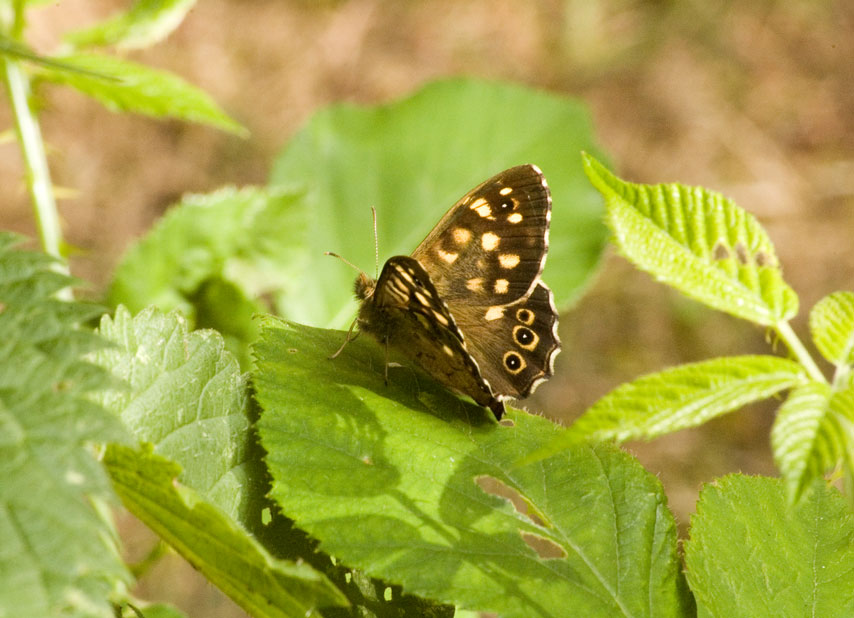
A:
[0,0,243,135]
[536,155,854,505]
[2,3,854,617]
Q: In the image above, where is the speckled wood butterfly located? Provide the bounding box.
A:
[332,164,560,420]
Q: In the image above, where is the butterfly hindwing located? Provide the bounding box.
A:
[454,281,560,399]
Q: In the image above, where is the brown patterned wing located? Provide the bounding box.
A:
[411,164,551,306]
[360,256,505,419]
[455,281,560,399]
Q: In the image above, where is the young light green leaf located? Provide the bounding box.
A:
[0,33,119,79]
[685,475,854,617]
[104,444,348,618]
[0,233,131,618]
[38,52,246,135]
[562,355,807,444]
[271,78,609,328]
[107,187,305,364]
[65,0,196,50]
[771,382,854,502]
[583,153,798,326]
[809,291,854,367]
[91,306,259,523]
[254,318,693,618]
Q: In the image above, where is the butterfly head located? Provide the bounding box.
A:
[354,272,376,301]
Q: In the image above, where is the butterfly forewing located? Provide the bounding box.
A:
[412,165,551,306]
[358,256,504,417]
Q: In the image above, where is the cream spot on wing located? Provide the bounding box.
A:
[442,344,454,356]
[499,254,520,269]
[481,232,500,251]
[466,277,484,292]
[494,279,509,294]
[499,187,513,196]
[432,310,450,326]
[485,306,504,321]
[507,212,523,224]
[437,248,458,263]
[452,227,471,245]
[395,267,414,284]
[470,197,492,218]
[414,291,429,306]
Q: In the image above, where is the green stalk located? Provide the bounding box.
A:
[775,320,825,383]
[2,54,72,298]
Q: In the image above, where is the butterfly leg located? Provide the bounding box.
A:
[383,339,390,385]
[329,317,360,359]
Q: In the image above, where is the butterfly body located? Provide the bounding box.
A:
[348,164,559,420]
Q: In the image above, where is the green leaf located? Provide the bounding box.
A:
[107,187,305,363]
[270,78,608,328]
[38,52,246,135]
[562,355,807,444]
[771,382,854,502]
[0,34,119,79]
[685,475,854,617]
[91,306,259,523]
[253,318,693,618]
[118,603,187,618]
[65,0,196,50]
[104,444,349,618]
[0,233,131,617]
[583,153,798,326]
[809,291,854,367]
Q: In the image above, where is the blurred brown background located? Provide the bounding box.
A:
[4,1,853,615]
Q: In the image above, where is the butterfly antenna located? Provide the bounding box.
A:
[325,251,363,273]
[371,206,379,279]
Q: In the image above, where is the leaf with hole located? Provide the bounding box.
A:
[253,317,693,618]
[582,153,798,326]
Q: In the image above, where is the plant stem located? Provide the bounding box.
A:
[775,320,825,383]
[2,55,72,298]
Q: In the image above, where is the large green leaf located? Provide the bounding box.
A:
[771,382,854,502]
[526,356,807,461]
[104,444,348,618]
[37,52,245,135]
[270,78,608,328]
[809,291,854,367]
[254,318,693,618]
[685,475,854,617]
[91,307,348,616]
[0,233,131,618]
[583,153,798,326]
[65,0,196,50]
[91,306,260,521]
[107,186,305,365]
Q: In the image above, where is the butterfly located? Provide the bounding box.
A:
[332,164,560,420]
